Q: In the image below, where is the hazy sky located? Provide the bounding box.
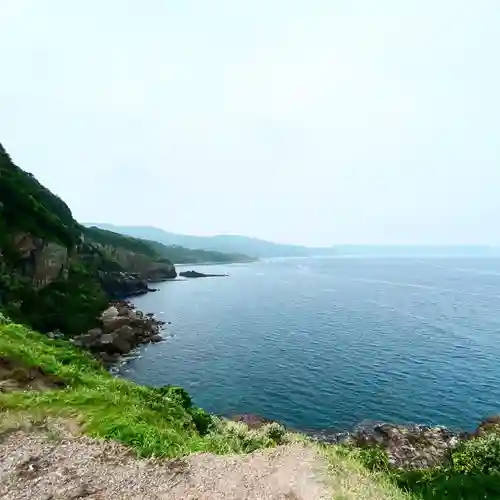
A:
[1,1,499,246]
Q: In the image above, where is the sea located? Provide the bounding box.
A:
[118,256,500,433]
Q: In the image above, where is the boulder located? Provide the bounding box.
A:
[71,328,103,349]
[101,306,119,320]
[102,316,132,333]
[87,327,104,340]
[109,336,132,354]
[112,325,136,343]
[97,333,115,352]
[117,306,131,317]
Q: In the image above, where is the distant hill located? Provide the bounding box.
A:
[84,224,336,259]
[84,225,255,264]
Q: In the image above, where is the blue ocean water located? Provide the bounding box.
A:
[119,257,500,432]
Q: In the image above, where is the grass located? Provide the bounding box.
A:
[322,445,414,500]
[0,322,289,458]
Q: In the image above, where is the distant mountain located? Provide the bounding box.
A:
[84,225,255,263]
[84,224,336,259]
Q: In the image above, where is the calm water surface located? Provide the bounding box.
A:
[119,257,500,432]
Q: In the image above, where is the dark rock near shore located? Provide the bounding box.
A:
[463,415,500,439]
[305,421,460,470]
[349,422,459,469]
[230,414,277,429]
[72,300,167,362]
[179,270,227,278]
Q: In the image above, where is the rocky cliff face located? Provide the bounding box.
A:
[9,232,70,288]
[0,141,176,334]
[86,241,177,283]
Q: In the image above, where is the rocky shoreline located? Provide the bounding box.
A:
[230,413,500,470]
[71,300,167,365]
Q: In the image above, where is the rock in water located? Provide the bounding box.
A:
[179,270,227,278]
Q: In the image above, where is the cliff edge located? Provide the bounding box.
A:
[0,142,175,335]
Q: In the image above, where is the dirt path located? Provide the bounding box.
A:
[0,428,329,499]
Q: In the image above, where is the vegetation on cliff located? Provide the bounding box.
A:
[0,142,175,335]
[85,224,255,264]
[0,144,78,249]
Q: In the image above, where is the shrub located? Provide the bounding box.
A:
[262,422,287,444]
[191,408,213,435]
[0,311,10,325]
[453,435,500,474]
[354,446,391,472]
[157,386,193,409]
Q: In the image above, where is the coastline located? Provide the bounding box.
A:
[174,259,256,267]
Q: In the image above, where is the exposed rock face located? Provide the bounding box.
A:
[72,301,166,361]
[349,422,459,469]
[91,243,177,282]
[308,421,460,470]
[0,140,175,334]
[466,416,500,439]
[0,357,66,392]
[98,271,151,298]
[9,232,70,288]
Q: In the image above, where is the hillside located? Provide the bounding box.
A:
[85,225,253,264]
[85,223,336,258]
[0,142,176,335]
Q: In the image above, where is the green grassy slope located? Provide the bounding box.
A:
[0,320,290,457]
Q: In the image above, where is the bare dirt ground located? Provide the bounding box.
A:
[0,357,65,393]
[0,426,329,500]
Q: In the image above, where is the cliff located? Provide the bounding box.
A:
[0,142,176,334]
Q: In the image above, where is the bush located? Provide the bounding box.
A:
[393,468,500,500]
[0,311,10,325]
[453,435,500,474]
[191,408,213,435]
[354,446,391,472]
[157,386,193,409]
[262,422,287,444]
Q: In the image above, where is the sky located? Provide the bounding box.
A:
[1,0,499,246]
